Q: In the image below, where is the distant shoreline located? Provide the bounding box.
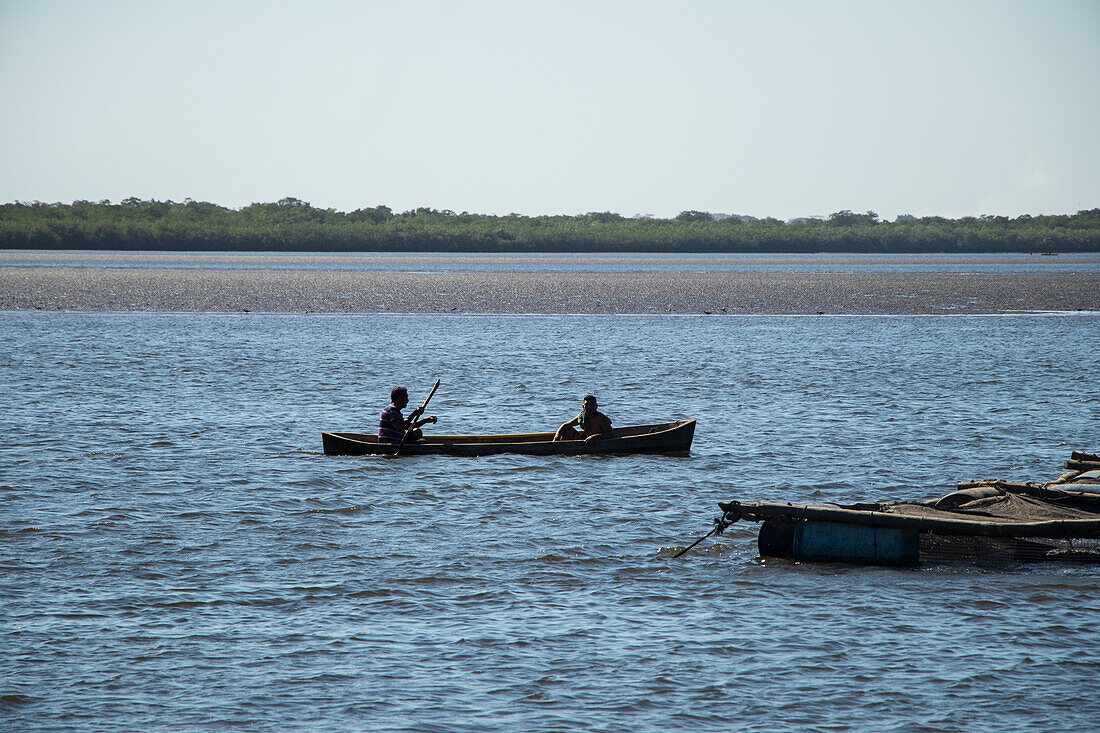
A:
[2,265,1097,314]
[3,201,1098,254]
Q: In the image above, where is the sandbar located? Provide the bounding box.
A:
[1,266,1097,314]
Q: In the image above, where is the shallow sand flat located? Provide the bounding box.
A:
[1,267,1098,313]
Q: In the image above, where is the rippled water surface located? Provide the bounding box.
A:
[3,312,1099,731]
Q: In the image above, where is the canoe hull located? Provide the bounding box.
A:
[322,420,695,457]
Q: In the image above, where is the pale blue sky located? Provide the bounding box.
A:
[2,0,1097,219]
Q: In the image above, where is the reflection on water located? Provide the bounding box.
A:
[2,312,1099,731]
[3,249,1100,273]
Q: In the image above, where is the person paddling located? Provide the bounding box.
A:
[553,394,613,442]
[378,386,437,444]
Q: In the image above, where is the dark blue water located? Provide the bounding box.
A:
[3,312,1099,731]
[4,250,1099,274]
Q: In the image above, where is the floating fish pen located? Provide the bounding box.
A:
[703,451,1100,566]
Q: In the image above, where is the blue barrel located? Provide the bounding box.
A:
[792,520,919,566]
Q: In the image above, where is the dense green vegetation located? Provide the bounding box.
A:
[2,198,1098,252]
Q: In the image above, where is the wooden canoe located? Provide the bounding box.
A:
[322,419,695,457]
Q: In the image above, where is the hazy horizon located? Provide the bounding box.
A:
[2,1,1097,221]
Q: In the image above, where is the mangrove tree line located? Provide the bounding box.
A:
[1,198,1098,253]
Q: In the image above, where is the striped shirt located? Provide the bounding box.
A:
[378,404,407,443]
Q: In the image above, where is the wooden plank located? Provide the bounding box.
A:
[728,501,1100,539]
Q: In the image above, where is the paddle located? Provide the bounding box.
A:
[394,378,440,455]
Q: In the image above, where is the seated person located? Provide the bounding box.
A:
[378,386,437,443]
[554,394,614,442]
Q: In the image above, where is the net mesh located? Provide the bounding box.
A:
[917,534,1100,565]
[813,458,1100,563]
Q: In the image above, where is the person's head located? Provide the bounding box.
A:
[582,394,598,414]
[390,387,409,408]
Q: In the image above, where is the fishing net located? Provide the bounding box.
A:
[917,533,1100,565]
[730,453,1100,565]
[863,488,1100,564]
